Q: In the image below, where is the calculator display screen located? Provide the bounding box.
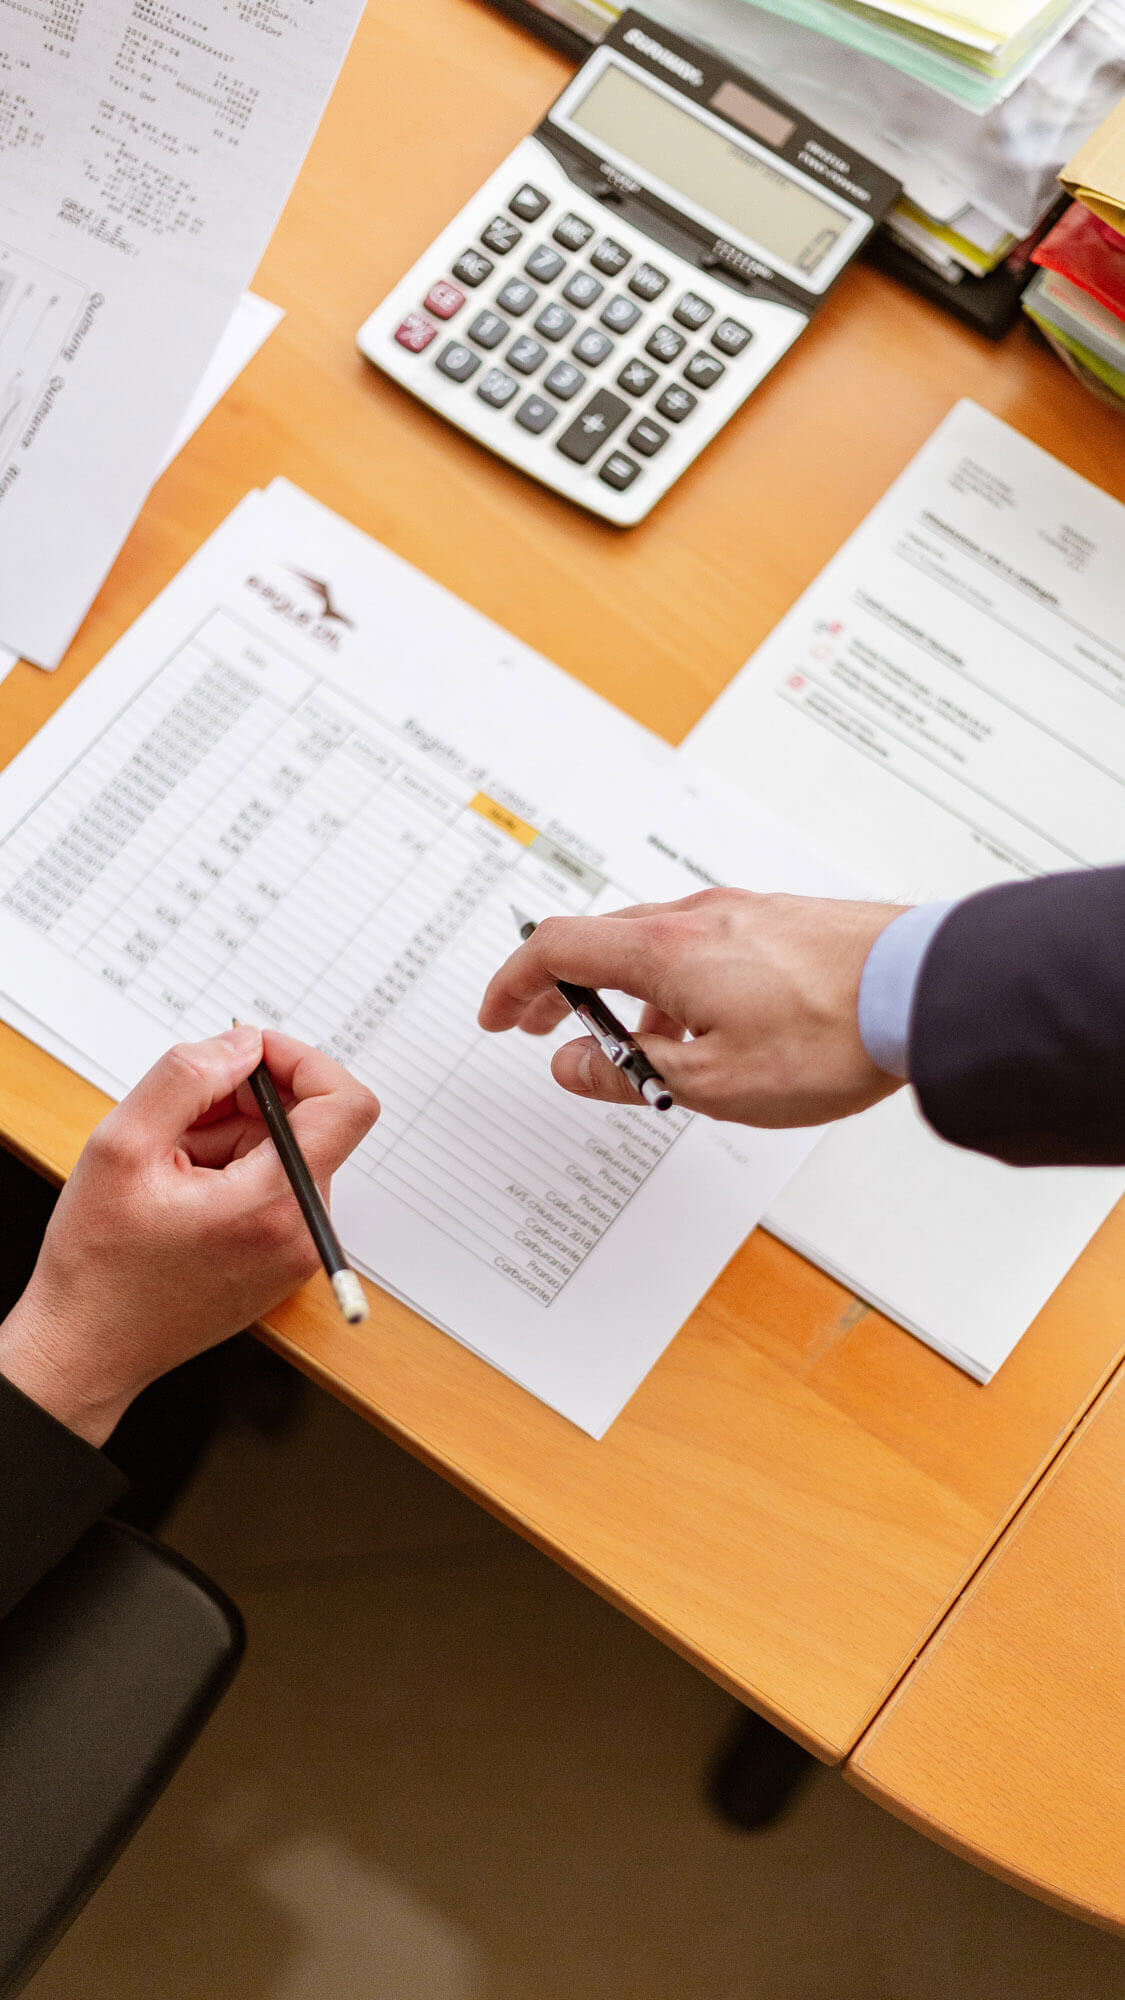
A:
[567,61,847,276]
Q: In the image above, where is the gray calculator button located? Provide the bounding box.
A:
[556,389,630,464]
[617,358,657,397]
[645,323,686,364]
[544,359,585,401]
[655,382,697,421]
[510,183,549,221]
[683,350,725,389]
[627,417,668,457]
[515,393,558,433]
[712,316,753,355]
[436,341,480,383]
[508,335,546,375]
[535,301,576,342]
[562,270,603,309]
[476,366,518,407]
[572,327,614,366]
[468,310,509,350]
[554,212,594,250]
[525,243,565,283]
[481,214,522,255]
[629,262,669,301]
[599,451,640,491]
[673,291,713,330]
[496,278,537,317]
[600,294,641,333]
[591,237,630,275]
[453,248,493,287]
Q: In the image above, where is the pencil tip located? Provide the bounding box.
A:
[510,905,536,935]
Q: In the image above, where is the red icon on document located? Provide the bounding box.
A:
[788,673,806,690]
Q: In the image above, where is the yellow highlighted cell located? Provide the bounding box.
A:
[469,793,537,844]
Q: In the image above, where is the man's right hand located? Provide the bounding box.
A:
[479,887,905,1130]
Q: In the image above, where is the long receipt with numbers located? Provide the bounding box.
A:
[0,478,852,1437]
[689,401,1125,1381]
[0,0,362,669]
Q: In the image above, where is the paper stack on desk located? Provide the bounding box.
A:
[688,400,1125,1382]
[0,0,362,672]
[1024,102,1125,406]
[0,477,857,1438]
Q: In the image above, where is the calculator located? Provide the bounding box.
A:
[357,10,898,526]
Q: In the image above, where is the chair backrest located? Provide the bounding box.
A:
[0,1519,243,1997]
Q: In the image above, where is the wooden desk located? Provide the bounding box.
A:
[3,0,1125,1762]
[847,1363,1125,1934]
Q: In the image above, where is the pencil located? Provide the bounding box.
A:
[234,1023,369,1324]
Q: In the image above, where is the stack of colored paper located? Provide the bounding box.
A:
[1025,189,1125,407]
[735,0,1092,108]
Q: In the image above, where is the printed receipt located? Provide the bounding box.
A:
[0,478,853,1436]
[689,400,1125,1381]
[0,0,362,669]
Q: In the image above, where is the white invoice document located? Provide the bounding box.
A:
[689,400,1125,1381]
[0,477,854,1437]
[0,0,361,669]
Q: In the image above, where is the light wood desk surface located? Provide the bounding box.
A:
[3,0,1125,1762]
[847,1363,1125,1934]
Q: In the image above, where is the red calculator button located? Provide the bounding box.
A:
[424,280,465,319]
[394,313,437,352]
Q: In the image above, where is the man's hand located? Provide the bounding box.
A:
[0,1025,378,1446]
[479,887,905,1129]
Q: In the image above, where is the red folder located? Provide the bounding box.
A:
[1032,203,1125,323]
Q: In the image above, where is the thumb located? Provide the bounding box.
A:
[110,1026,264,1154]
[550,1033,692,1109]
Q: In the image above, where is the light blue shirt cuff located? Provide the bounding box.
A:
[857,900,958,1080]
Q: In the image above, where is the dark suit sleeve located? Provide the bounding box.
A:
[0,1373,127,1622]
[909,866,1125,1166]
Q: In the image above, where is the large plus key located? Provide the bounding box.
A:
[555,389,630,464]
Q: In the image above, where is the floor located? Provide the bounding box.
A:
[28,1367,1125,2000]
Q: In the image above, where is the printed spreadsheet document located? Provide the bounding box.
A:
[0,478,853,1436]
[689,401,1125,1381]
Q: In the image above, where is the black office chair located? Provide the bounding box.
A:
[0,1517,244,1998]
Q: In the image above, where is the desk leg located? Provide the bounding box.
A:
[706,1708,817,1831]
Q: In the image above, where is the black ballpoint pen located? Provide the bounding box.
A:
[234,1023,369,1324]
[511,909,674,1112]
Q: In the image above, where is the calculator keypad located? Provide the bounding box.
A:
[534,302,575,343]
[591,238,630,276]
[510,183,549,221]
[645,324,686,363]
[424,280,464,319]
[452,250,493,287]
[601,295,641,334]
[556,390,629,463]
[372,167,770,516]
[525,244,565,283]
[436,341,479,382]
[508,335,546,375]
[563,271,603,310]
[496,279,537,317]
[572,327,614,367]
[481,215,522,255]
[515,393,557,433]
[477,366,518,407]
[712,316,752,355]
[684,351,726,390]
[554,212,594,250]
[468,310,508,350]
[673,292,713,330]
[544,360,584,401]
